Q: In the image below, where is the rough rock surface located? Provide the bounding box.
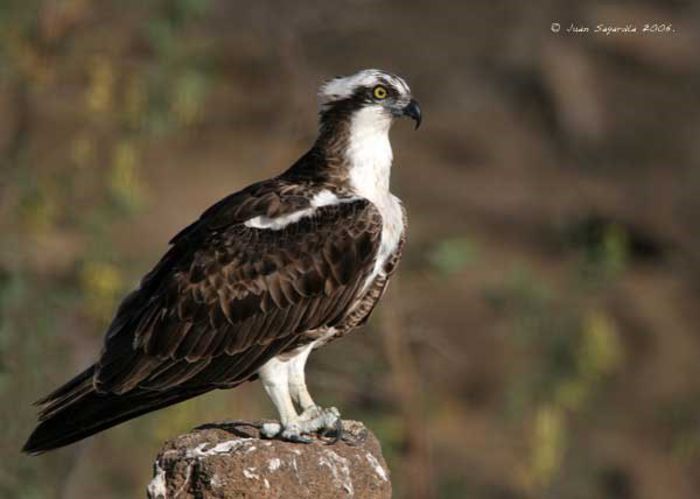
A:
[147,420,391,499]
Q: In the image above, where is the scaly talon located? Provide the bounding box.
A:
[281,426,313,444]
[321,416,343,445]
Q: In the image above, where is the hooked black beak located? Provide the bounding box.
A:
[402,99,422,130]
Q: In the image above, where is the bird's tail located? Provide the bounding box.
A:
[22,365,207,454]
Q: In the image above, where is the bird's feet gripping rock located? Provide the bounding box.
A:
[260,406,342,444]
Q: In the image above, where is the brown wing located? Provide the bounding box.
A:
[94,190,381,395]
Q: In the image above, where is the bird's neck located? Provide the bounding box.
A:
[314,107,394,203]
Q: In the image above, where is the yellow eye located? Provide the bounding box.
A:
[373,85,388,100]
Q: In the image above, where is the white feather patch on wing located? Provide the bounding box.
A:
[243,190,358,230]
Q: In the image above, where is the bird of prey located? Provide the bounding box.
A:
[23,69,421,453]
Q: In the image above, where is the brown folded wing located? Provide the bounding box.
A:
[94,194,381,395]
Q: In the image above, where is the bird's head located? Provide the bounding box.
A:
[318,69,421,132]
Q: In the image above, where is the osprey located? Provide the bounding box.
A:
[23,69,421,453]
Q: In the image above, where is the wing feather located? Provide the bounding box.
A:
[94,192,382,395]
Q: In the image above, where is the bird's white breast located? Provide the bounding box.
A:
[346,107,405,290]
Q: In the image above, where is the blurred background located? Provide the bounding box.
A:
[1,0,699,497]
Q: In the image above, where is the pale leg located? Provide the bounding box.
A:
[258,357,297,425]
[287,343,317,412]
[287,344,342,439]
[258,357,310,443]
[258,350,341,442]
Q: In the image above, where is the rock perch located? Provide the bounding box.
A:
[147,420,391,498]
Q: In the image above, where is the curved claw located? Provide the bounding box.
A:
[260,422,313,443]
[282,431,313,444]
[321,417,343,445]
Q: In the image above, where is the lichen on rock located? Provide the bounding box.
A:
[147,420,391,498]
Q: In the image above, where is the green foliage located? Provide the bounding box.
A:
[0,268,14,392]
[109,140,145,214]
[0,1,217,496]
[428,236,479,275]
[656,395,700,461]
[171,69,210,126]
[486,264,625,493]
[569,219,631,287]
